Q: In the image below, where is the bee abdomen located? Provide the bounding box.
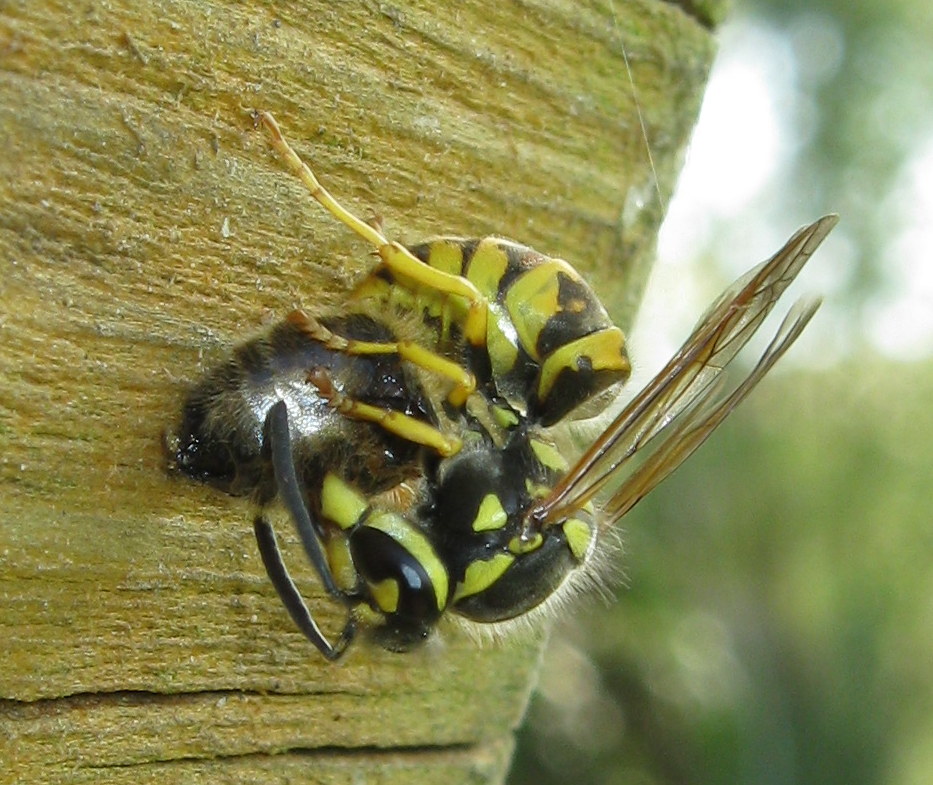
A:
[172,313,436,498]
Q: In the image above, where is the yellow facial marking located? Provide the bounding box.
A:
[562,517,594,562]
[472,493,508,532]
[370,577,400,613]
[508,532,543,554]
[321,473,368,529]
[453,553,515,601]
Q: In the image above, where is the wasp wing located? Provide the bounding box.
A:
[529,214,837,529]
[602,298,820,522]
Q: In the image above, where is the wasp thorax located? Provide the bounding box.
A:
[422,431,594,624]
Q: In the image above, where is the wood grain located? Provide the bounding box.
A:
[0,1,715,782]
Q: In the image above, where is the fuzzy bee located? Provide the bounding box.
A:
[170,112,836,659]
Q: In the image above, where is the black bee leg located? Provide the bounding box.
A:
[253,516,355,660]
[256,400,356,659]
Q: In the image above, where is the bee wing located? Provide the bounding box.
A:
[529,214,837,529]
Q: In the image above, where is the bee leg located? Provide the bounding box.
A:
[306,366,462,457]
[261,111,488,348]
[287,310,476,407]
[258,400,356,659]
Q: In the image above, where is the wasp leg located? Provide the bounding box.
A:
[258,400,357,659]
[287,309,475,407]
[261,111,489,348]
[307,366,462,457]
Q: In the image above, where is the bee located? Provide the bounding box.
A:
[171,112,837,659]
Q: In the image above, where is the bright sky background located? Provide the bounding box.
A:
[629,14,933,382]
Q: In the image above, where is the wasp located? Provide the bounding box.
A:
[170,112,837,659]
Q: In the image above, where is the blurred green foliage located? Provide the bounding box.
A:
[511,0,932,780]
[741,0,933,308]
[513,360,932,784]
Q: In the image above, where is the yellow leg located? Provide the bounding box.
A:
[375,242,487,347]
[307,367,462,457]
[394,341,474,408]
[261,112,489,347]
[288,310,476,407]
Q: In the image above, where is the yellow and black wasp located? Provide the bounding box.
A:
[171,112,836,659]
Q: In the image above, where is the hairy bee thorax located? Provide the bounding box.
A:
[172,305,439,502]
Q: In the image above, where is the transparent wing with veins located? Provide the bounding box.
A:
[527,214,838,532]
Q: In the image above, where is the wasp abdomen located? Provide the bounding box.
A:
[405,237,631,424]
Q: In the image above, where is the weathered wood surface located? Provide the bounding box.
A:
[0,1,716,782]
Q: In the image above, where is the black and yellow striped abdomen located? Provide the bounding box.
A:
[396,237,632,425]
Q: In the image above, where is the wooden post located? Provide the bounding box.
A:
[0,2,719,782]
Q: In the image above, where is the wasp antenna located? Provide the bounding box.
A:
[253,515,355,661]
[264,400,346,600]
